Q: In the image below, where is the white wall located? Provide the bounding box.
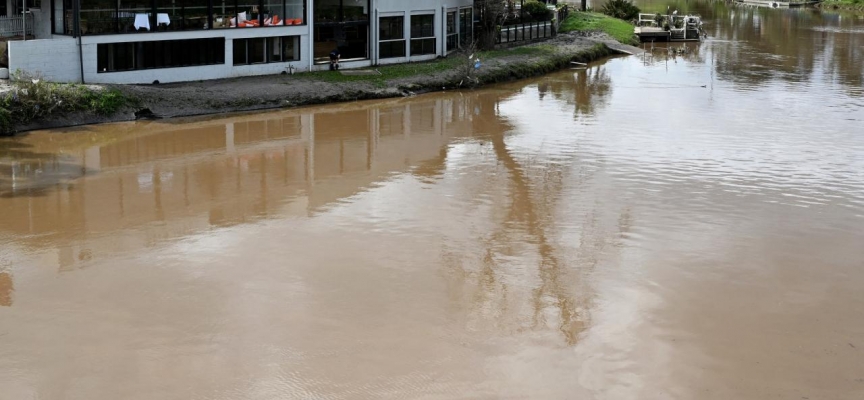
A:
[371,0,473,64]
[8,37,81,82]
[84,27,310,84]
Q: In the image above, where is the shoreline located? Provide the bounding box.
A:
[7,32,639,134]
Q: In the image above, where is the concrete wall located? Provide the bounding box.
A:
[8,37,80,82]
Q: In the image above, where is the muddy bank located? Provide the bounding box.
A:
[9,33,638,133]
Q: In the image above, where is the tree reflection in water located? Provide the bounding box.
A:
[439,89,632,345]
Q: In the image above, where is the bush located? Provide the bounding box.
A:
[600,0,641,21]
[522,1,553,22]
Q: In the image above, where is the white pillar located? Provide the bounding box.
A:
[307,0,313,71]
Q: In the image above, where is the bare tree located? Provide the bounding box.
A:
[475,0,508,50]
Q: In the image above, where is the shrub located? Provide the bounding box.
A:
[600,0,641,21]
[522,1,553,22]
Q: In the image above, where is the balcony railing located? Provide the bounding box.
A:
[0,14,34,38]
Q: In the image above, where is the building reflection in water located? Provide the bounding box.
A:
[0,94,480,272]
[0,80,625,347]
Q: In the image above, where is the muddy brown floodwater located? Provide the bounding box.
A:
[2,3,864,400]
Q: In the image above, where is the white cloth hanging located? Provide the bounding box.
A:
[156,13,170,26]
[134,13,150,30]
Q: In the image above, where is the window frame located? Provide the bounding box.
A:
[233,36,301,66]
[59,0,307,35]
[446,10,457,53]
[378,15,406,59]
[409,13,436,57]
[97,37,226,73]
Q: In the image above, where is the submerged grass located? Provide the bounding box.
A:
[559,12,639,45]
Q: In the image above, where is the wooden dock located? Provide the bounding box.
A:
[635,14,704,43]
[634,27,701,42]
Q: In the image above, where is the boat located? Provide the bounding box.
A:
[635,13,705,42]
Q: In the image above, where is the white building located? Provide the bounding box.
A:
[5,0,474,84]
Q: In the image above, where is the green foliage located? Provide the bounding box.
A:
[821,0,864,6]
[559,12,638,45]
[522,1,553,22]
[0,71,131,135]
[600,0,641,22]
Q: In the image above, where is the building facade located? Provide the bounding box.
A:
[7,0,474,83]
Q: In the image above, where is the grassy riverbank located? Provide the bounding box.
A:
[0,78,132,135]
[818,0,864,11]
[559,12,639,46]
[1,33,637,135]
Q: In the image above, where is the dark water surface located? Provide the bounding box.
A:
[1,3,863,399]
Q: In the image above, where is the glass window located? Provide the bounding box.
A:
[235,36,299,65]
[446,11,457,52]
[97,42,135,72]
[281,36,300,60]
[379,41,405,59]
[234,0,261,26]
[79,0,120,34]
[379,16,403,41]
[233,37,265,64]
[410,14,435,56]
[262,0,283,26]
[98,38,225,72]
[233,38,247,65]
[410,38,435,56]
[410,14,434,39]
[379,16,405,59]
[72,0,307,34]
[313,0,370,63]
[285,0,305,22]
[156,0,211,31]
[213,1,236,29]
[459,8,472,47]
[249,38,266,63]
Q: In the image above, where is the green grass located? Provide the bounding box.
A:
[298,57,464,87]
[0,75,133,135]
[559,12,638,45]
[821,0,864,5]
[296,45,562,87]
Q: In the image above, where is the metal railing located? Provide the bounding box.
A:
[497,20,554,44]
[0,14,34,37]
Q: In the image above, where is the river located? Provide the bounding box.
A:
[1,3,863,399]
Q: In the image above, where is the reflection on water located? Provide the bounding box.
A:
[1,4,864,399]
[638,0,864,94]
[0,272,12,306]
